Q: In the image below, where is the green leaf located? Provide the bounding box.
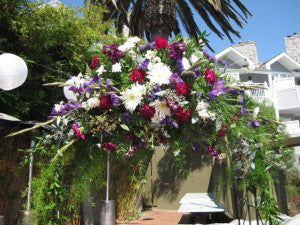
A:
[120,124,130,131]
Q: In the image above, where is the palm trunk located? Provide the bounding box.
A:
[144,0,176,41]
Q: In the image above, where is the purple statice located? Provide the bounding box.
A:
[203,50,217,62]
[240,94,244,104]
[248,120,261,128]
[89,74,102,84]
[168,41,186,60]
[218,59,228,67]
[160,117,179,129]
[50,101,82,116]
[229,88,239,96]
[121,112,132,123]
[106,78,111,86]
[169,73,183,85]
[102,44,124,64]
[139,43,151,51]
[207,80,230,102]
[150,42,156,49]
[176,59,184,73]
[192,68,202,78]
[239,105,247,115]
[206,145,215,153]
[150,84,162,100]
[110,93,120,107]
[207,89,219,102]
[138,59,149,70]
[192,142,201,152]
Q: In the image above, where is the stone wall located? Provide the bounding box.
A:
[285,34,300,63]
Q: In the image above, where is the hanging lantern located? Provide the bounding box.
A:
[0,53,28,91]
[63,86,77,101]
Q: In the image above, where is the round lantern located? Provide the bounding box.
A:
[63,86,77,101]
[0,53,28,90]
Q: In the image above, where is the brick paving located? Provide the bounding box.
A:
[117,209,191,225]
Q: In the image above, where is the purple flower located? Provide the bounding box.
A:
[203,50,217,62]
[240,94,244,104]
[110,93,119,107]
[102,44,124,64]
[210,150,219,156]
[206,145,214,152]
[229,88,239,96]
[121,112,132,123]
[138,59,149,70]
[169,73,183,85]
[218,59,227,66]
[139,43,151,51]
[137,141,147,149]
[91,74,102,84]
[204,120,213,127]
[106,78,111,86]
[196,92,203,97]
[177,59,184,73]
[160,117,179,129]
[207,89,219,102]
[128,147,139,154]
[248,120,261,128]
[168,41,186,60]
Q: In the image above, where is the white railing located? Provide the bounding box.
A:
[284,120,300,134]
[273,77,295,90]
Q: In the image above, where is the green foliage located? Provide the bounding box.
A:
[0,0,115,121]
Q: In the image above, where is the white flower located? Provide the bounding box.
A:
[182,57,191,70]
[118,37,141,52]
[147,62,172,85]
[96,65,106,75]
[151,113,162,124]
[196,101,216,120]
[120,83,146,113]
[145,50,156,59]
[54,102,63,113]
[112,63,122,72]
[190,54,199,64]
[83,97,100,109]
[153,100,171,118]
[66,73,85,87]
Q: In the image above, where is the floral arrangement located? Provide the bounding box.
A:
[12,36,291,224]
[45,36,269,162]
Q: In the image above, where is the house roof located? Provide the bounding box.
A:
[215,46,256,70]
[260,52,300,72]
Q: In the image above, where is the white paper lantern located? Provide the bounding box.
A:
[0,53,28,90]
[63,86,77,101]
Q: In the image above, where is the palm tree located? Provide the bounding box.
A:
[84,0,251,43]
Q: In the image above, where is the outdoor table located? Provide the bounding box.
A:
[178,193,225,223]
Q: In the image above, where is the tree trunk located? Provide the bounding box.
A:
[144,0,176,41]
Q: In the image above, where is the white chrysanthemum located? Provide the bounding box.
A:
[182,57,191,70]
[147,62,172,85]
[96,65,106,75]
[66,73,85,87]
[84,97,100,109]
[196,101,209,111]
[112,63,122,72]
[120,83,146,113]
[154,100,171,118]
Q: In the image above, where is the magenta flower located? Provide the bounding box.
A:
[101,142,117,151]
[72,124,85,139]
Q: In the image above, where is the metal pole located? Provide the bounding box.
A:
[106,150,110,202]
[26,139,35,210]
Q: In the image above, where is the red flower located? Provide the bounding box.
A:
[101,142,117,151]
[175,82,191,96]
[216,124,228,137]
[130,68,146,83]
[174,106,191,122]
[154,37,168,49]
[100,94,112,110]
[139,104,156,120]
[72,124,85,139]
[204,68,217,85]
[90,55,100,70]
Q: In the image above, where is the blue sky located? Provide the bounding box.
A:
[59,0,300,62]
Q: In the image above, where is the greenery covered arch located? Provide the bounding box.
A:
[10,35,292,224]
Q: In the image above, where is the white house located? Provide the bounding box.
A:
[216,33,300,170]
